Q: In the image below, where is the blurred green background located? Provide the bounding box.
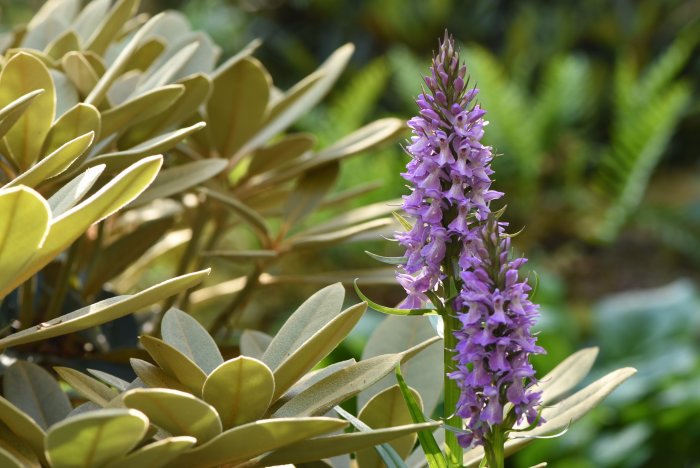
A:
[3,0,700,466]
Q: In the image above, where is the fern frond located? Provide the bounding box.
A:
[594,82,691,240]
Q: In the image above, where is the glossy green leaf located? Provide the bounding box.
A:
[136,41,199,94]
[239,329,273,359]
[282,161,339,230]
[0,269,209,350]
[130,358,189,393]
[47,164,105,217]
[84,0,139,55]
[100,84,184,138]
[279,359,356,405]
[0,446,23,468]
[359,315,443,415]
[42,103,101,157]
[274,354,402,418]
[46,408,148,468]
[260,421,439,466]
[208,57,270,159]
[168,417,348,468]
[61,52,100,98]
[6,156,164,293]
[123,388,221,443]
[83,217,174,296]
[0,90,44,142]
[140,335,207,394]
[463,367,638,467]
[0,52,55,170]
[124,37,166,72]
[131,158,226,207]
[55,367,118,407]
[202,357,274,428]
[262,283,345,370]
[6,132,93,188]
[72,0,111,42]
[247,133,315,176]
[104,436,196,468]
[122,73,211,145]
[161,308,224,374]
[86,13,170,106]
[45,30,80,60]
[51,69,80,117]
[357,385,423,468]
[22,1,75,51]
[242,44,354,156]
[272,302,366,401]
[86,122,205,173]
[0,424,40,468]
[395,366,446,468]
[0,187,50,300]
[3,361,71,430]
[0,396,46,461]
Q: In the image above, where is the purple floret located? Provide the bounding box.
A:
[395,32,544,447]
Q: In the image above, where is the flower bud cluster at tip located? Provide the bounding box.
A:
[394,32,544,448]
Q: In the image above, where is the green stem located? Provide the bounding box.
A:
[484,425,505,468]
[443,304,463,467]
[208,262,263,337]
[18,276,36,330]
[45,240,81,321]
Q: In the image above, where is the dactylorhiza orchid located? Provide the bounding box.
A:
[394,33,544,466]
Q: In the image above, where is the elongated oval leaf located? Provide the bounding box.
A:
[272,302,366,401]
[260,422,439,466]
[4,157,164,294]
[103,436,196,468]
[47,164,105,217]
[0,52,55,170]
[536,347,599,405]
[0,446,23,468]
[61,52,100,97]
[282,161,339,230]
[0,424,40,468]
[140,335,207,394]
[357,385,423,468]
[131,158,226,207]
[100,84,184,138]
[0,269,209,350]
[42,103,101,157]
[161,308,223,374]
[359,316,443,416]
[130,358,189,393]
[463,367,638,467]
[55,367,118,407]
[46,408,148,468]
[202,357,274,428]
[262,283,345,370]
[84,0,139,55]
[247,133,315,176]
[0,90,44,142]
[168,418,348,468]
[6,132,94,188]
[208,57,270,159]
[0,396,46,460]
[274,354,402,418]
[239,330,273,359]
[3,361,71,430]
[123,388,221,443]
[0,187,50,300]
